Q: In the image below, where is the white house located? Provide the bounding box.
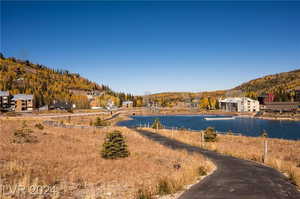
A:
[122,100,133,108]
[219,97,260,112]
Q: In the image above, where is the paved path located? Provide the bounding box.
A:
[3,111,124,119]
[136,129,300,199]
[15,111,109,118]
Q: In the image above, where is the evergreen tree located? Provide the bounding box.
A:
[204,127,217,142]
[101,131,130,159]
[260,130,268,138]
[151,118,164,129]
[94,117,106,126]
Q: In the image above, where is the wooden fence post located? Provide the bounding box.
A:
[263,139,268,163]
[201,131,204,148]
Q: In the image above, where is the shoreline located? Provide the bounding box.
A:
[122,110,300,122]
[117,112,300,141]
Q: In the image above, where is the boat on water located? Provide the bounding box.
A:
[204,117,236,121]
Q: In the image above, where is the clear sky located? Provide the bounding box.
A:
[1,1,300,95]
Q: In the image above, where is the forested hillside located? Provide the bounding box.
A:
[148,69,300,108]
[234,69,300,101]
[0,54,145,108]
[147,90,226,109]
[0,54,110,108]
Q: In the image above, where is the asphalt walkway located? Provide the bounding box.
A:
[136,129,300,199]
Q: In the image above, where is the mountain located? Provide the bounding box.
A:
[149,69,300,106]
[0,54,111,108]
[233,69,300,100]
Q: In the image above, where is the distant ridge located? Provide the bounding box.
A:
[149,69,300,102]
[234,69,300,95]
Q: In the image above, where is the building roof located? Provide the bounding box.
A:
[265,102,299,105]
[219,97,243,103]
[0,91,9,96]
[12,94,33,100]
[264,102,299,111]
[49,101,72,109]
[219,97,257,103]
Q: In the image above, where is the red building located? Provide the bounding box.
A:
[295,86,300,102]
[258,93,274,105]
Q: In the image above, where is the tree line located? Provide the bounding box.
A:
[0,54,143,108]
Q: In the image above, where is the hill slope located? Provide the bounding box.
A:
[234,69,300,99]
[0,55,110,108]
[149,69,300,106]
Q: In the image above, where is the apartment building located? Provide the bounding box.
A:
[11,94,34,112]
[219,97,260,112]
[0,91,11,112]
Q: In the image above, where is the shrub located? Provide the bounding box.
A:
[179,127,187,131]
[151,118,164,129]
[22,121,27,128]
[260,130,268,138]
[12,125,38,144]
[35,123,44,130]
[204,127,217,142]
[94,117,106,127]
[288,167,297,185]
[198,166,207,176]
[135,188,153,199]
[101,131,130,159]
[157,178,173,195]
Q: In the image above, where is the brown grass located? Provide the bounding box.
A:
[53,115,106,126]
[0,119,213,199]
[51,113,127,126]
[147,127,300,187]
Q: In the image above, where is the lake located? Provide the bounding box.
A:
[117,115,300,140]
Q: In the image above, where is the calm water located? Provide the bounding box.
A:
[118,115,300,140]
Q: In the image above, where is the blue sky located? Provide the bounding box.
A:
[1,1,300,95]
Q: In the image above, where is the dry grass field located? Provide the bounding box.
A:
[53,115,107,126]
[0,118,213,199]
[50,113,128,127]
[146,128,300,187]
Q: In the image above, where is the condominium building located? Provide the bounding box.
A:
[0,91,11,111]
[11,94,34,112]
[219,97,260,112]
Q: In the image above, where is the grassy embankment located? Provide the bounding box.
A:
[0,118,213,199]
[49,112,128,127]
[143,128,300,187]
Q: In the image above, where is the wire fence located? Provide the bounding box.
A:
[135,122,242,136]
